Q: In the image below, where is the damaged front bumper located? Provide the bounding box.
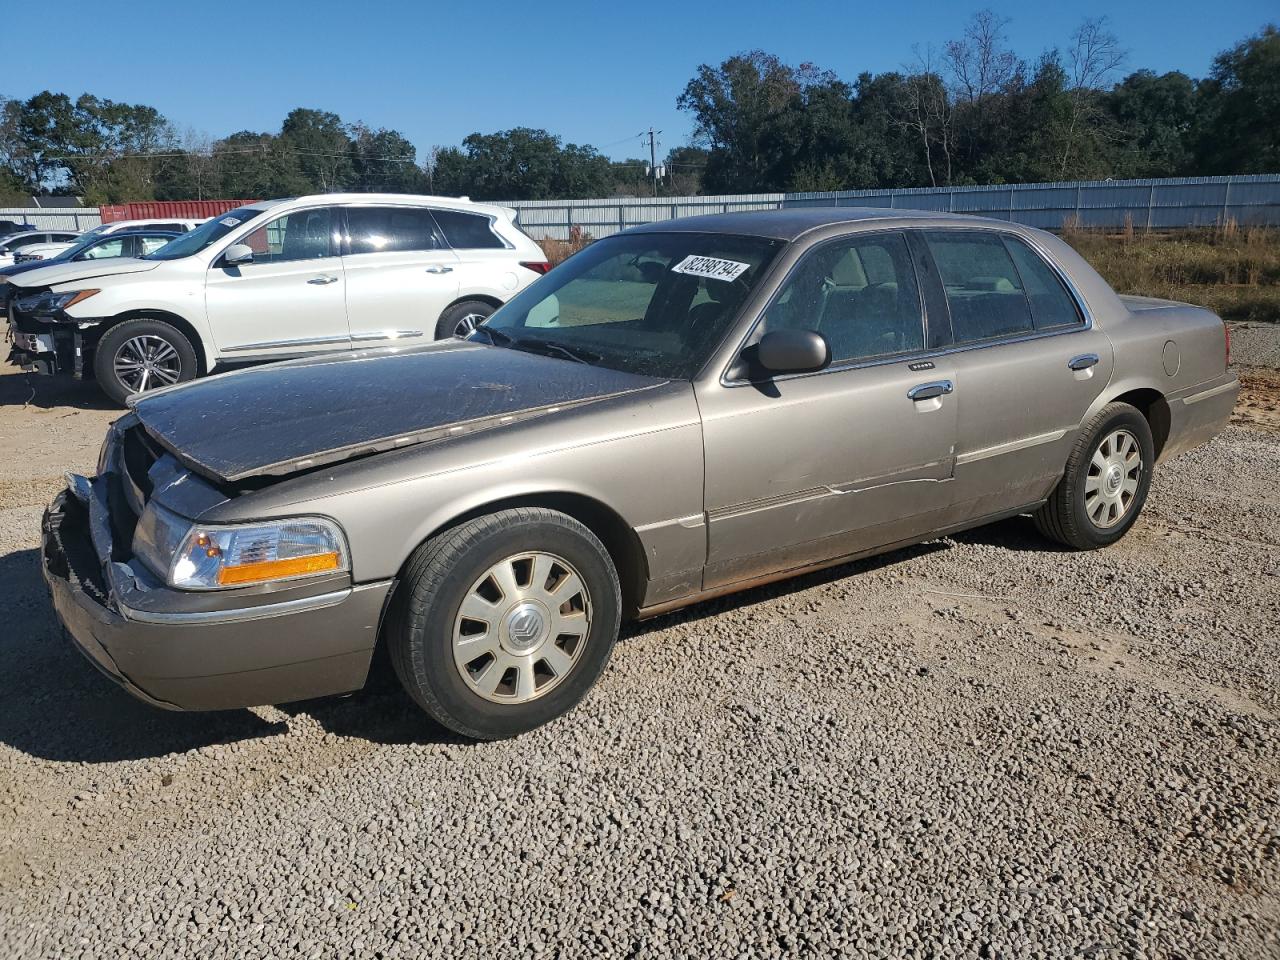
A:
[40,424,392,711]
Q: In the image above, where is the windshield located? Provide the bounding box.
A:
[142,206,268,261]
[473,232,782,379]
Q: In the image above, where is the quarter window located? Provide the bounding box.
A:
[926,232,1035,343]
[762,233,924,363]
[344,207,443,255]
[432,209,505,250]
[1002,236,1083,330]
[239,208,335,263]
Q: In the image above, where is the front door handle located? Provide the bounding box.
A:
[907,380,954,402]
[307,275,339,285]
[425,264,454,274]
[1068,353,1100,371]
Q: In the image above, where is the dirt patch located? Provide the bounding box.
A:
[1234,368,1280,434]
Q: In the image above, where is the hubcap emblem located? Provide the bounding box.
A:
[505,603,546,653]
[1105,465,1123,494]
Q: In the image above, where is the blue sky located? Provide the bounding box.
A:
[5,0,1274,161]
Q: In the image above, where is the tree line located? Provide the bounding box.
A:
[0,15,1275,207]
[680,17,1278,193]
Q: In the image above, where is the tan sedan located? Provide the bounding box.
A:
[43,210,1237,738]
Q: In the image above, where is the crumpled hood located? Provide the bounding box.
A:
[131,340,668,483]
[5,256,161,288]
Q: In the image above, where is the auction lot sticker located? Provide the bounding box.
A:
[672,255,751,282]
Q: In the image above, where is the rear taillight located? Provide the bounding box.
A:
[1224,322,1231,369]
[519,261,552,275]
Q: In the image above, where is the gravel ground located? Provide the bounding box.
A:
[1,331,1278,960]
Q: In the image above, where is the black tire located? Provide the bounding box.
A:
[93,318,198,405]
[387,508,621,740]
[435,299,495,340]
[1034,401,1155,550]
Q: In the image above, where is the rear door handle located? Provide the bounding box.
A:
[907,380,954,402]
[1068,353,1100,370]
[425,264,453,274]
[307,275,339,285]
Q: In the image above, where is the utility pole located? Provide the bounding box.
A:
[645,128,661,197]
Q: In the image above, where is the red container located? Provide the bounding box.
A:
[99,200,258,223]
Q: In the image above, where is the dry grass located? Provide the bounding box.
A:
[1063,223,1280,324]
[538,227,594,266]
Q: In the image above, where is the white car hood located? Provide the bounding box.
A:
[4,257,161,289]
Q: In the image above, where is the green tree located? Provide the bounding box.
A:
[677,51,807,193]
[1195,24,1280,174]
[664,145,708,195]
[215,131,310,199]
[281,108,354,192]
[1104,70,1197,177]
[348,125,428,193]
[433,127,612,200]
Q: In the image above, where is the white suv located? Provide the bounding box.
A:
[5,195,549,403]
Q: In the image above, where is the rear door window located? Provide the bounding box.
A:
[1002,236,1083,330]
[431,209,505,250]
[344,207,444,255]
[925,232,1034,344]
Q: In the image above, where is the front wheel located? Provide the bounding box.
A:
[435,300,495,340]
[93,318,198,405]
[387,508,621,740]
[1034,401,1155,549]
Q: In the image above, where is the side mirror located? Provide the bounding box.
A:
[221,243,254,267]
[757,329,831,375]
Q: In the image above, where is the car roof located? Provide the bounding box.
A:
[626,207,1009,242]
[90,229,180,241]
[277,193,512,218]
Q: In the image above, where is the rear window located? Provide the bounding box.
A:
[433,209,505,250]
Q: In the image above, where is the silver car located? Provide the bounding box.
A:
[42,209,1238,739]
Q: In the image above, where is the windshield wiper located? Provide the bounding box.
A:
[511,338,602,365]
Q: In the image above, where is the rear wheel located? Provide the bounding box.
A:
[93,318,198,405]
[1034,401,1154,549]
[435,299,495,340]
[387,508,621,740]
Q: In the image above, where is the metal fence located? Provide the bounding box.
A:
[0,208,103,231]
[3,174,1277,237]
[506,174,1280,240]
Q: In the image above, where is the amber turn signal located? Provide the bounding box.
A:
[216,552,341,586]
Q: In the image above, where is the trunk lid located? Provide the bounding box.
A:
[130,340,667,483]
[1118,293,1194,313]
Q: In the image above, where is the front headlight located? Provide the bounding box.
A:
[15,288,99,313]
[134,503,349,590]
